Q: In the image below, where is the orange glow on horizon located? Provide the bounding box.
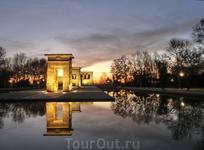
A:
[81,61,112,83]
[57,61,112,83]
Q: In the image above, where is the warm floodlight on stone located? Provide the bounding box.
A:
[44,54,93,92]
[45,54,74,92]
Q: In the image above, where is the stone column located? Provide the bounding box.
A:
[46,62,54,92]
[63,65,70,92]
[54,68,58,92]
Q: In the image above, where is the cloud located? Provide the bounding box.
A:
[1,0,204,69]
[54,15,198,68]
[0,37,36,56]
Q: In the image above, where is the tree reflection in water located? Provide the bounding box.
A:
[0,102,46,127]
[0,103,10,129]
[108,90,204,148]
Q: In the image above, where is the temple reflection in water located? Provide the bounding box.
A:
[44,102,93,136]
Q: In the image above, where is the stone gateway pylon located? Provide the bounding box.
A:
[45,54,74,92]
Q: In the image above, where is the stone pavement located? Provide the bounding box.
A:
[0,86,114,102]
[120,87,204,100]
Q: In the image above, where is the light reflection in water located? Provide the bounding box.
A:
[44,102,93,136]
[0,90,204,149]
[105,89,204,150]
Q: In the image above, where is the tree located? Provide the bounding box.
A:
[110,55,130,85]
[192,18,204,44]
[165,38,204,88]
[0,47,13,87]
[0,47,6,68]
[166,38,204,75]
[156,61,167,90]
[39,58,47,80]
[129,51,156,86]
[12,53,27,81]
[24,57,47,87]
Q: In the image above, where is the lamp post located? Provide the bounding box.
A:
[179,72,184,89]
[117,79,121,86]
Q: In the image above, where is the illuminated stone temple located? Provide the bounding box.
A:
[45,54,93,92]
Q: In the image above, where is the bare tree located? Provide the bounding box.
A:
[0,47,13,87]
[111,55,130,85]
[0,47,6,69]
[192,18,204,44]
[24,57,47,85]
[39,58,47,80]
[166,38,204,76]
[12,53,27,81]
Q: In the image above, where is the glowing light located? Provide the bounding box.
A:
[180,72,184,77]
[58,69,63,77]
[9,80,11,83]
[62,92,66,94]
[181,102,185,106]
[171,79,174,82]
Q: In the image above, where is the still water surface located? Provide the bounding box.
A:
[0,90,203,150]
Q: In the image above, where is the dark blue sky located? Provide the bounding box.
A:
[0,0,204,70]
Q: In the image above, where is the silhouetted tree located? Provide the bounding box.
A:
[165,38,204,87]
[0,47,13,87]
[156,61,167,90]
[166,38,204,75]
[0,47,6,67]
[12,53,27,81]
[192,18,204,44]
[111,55,130,85]
[0,58,13,87]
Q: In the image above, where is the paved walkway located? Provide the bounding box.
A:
[0,86,114,102]
[120,87,204,100]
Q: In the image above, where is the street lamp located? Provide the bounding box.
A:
[179,72,184,89]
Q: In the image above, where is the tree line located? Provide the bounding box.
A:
[110,18,204,88]
[0,48,47,88]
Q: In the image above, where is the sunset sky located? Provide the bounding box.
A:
[1,0,204,82]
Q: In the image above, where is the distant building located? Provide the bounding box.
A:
[72,67,82,87]
[72,67,93,86]
[80,71,93,85]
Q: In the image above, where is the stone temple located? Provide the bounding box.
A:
[45,54,93,92]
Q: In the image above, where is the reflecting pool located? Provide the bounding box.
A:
[0,90,204,150]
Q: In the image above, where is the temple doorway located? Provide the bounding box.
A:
[58,69,63,91]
